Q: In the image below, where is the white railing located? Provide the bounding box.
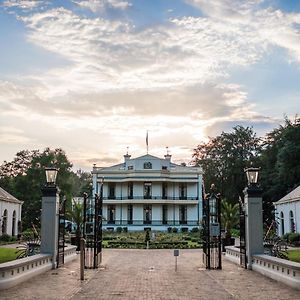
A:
[0,254,53,290]
[225,246,240,265]
[0,244,77,290]
[225,246,300,291]
[252,254,300,290]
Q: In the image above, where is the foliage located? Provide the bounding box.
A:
[221,200,239,239]
[101,231,202,249]
[260,117,300,224]
[145,230,150,242]
[282,232,300,246]
[0,248,18,264]
[193,126,261,203]
[0,148,92,230]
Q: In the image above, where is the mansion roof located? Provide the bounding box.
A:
[92,154,202,174]
[275,185,300,205]
[0,187,23,205]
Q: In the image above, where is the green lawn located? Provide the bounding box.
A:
[287,250,300,263]
[0,248,18,264]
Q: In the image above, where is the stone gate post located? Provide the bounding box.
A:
[244,186,264,269]
[41,183,59,269]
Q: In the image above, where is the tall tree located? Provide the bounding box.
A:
[193,126,261,203]
[0,148,76,229]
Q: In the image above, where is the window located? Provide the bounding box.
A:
[144,205,152,224]
[162,166,168,170]
[128,182,133,199]
[280,212,285,235]
[179,183,187,200]
[107,205,116,224]
[108,183,116,199]
[290,211,295,233]
[2,209,8,234]
[179,205,187,224]
[162,205,168,225]
[144,182,152,199]
[12,211,16,236]
[128,205,133,224]
[128,166,133,170]
[162,183,168,199]
[143,162,152,169]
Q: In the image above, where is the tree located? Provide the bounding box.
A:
[66,200,83,250]
[221,200,239,241]
[259,116,300,224]
[0,148,77,230]
[193,126,261,203]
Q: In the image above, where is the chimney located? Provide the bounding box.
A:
[124,154,131,163]
[164,154,172,162]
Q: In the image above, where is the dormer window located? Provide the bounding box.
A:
[143,162,152,169]
[128,166,133,170]
[162,166,168,170]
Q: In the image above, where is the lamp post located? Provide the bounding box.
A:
[41,167,60,268]
[243,166,263,269]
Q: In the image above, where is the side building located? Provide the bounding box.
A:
[92,153,203,231]
[0,187,23,237]
[274,185,300,236]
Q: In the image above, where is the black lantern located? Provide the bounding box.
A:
[45,167,58,186]
[244,167,260,186]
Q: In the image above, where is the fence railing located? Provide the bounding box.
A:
[102,220,199,226]
[103,196,198,200]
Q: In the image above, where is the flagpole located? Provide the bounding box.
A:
[146,131,149,154]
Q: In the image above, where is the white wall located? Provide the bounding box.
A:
[0,201,22,236]
[276,201,300,235]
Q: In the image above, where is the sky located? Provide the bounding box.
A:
[0,0,300,170]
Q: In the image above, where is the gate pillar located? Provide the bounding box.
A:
[244,186,263,269]
[41,184,60,269]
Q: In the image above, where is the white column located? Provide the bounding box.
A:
[245,187,264,269]
[41,186,59,269]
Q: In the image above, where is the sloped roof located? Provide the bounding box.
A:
[275,185,300,205]
[0,187,23,204]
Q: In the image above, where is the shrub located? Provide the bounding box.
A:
[116,227,123,233]
[123,227,128,233]
[181,227,188,233]
[167,227,172,233]
[191,227,199,233]
[172,227,178,233]
[0,234,12,242]
[145,230,150,242]
[289,233,300,244]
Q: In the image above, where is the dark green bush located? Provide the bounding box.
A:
[181,227,188,233]
[116,227,123,233]
[172,227,178,233]
[0,234,12,242]
[167,227,172,233]
[191,227,199,233]
[123,227,128,233]
[289,233,300,243]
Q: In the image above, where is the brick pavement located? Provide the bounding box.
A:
[1,249,299,299]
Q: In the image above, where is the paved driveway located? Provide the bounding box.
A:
[1,249,299,299]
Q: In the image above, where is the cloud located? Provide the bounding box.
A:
[2,0,45,10]
[73,0,132,12]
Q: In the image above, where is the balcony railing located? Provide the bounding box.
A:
[102,220,199,226]
[102,196,198,200]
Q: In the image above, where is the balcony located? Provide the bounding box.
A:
[102,220,199,226]
[102,196,198,200]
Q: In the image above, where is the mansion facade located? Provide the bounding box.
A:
[92,153,203,231]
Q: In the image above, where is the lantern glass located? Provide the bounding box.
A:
[245,167,259,185]
[45,168,58,185]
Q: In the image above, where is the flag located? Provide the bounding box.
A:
[146,131,148,147]
[146,131,149,153]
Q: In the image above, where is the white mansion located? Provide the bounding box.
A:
[92,153,203,231]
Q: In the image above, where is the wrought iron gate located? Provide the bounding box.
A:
[57,196,66,268]
[202,187,222,269]
[239,197,247,268]
[83,186,103,269]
